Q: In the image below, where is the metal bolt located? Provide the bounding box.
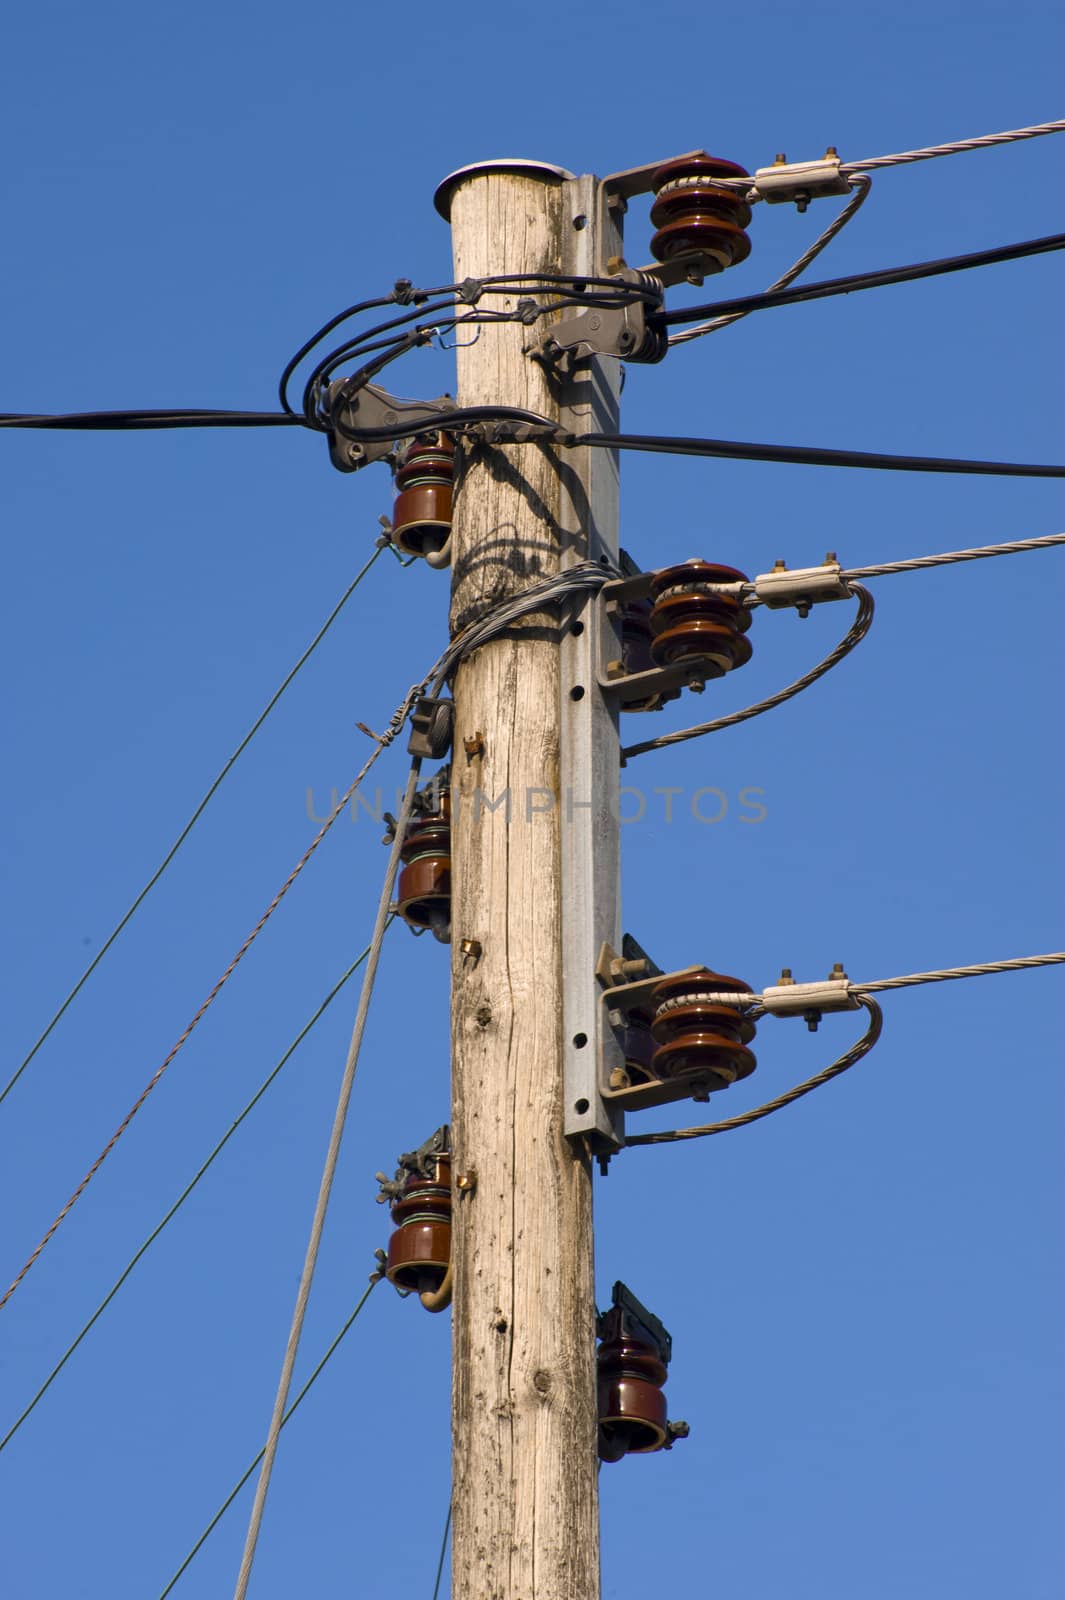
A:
[463,732,485,758]
[779,967,794,984]
[773,558,787,571]
[825,145,839,158]
[456,1171,477,1194]
[460,937,482,962]
[384,411,398,425]
[588,315,601,331]
[347,444,364,463]
[774,152,788,165]
[824,550,838,565]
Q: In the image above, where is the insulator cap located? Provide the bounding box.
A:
[649,154,752,272]
[597,1297,672,1461]
[396,800,451,941]
[648,561,753,674]
[386,1153,453,1296]
[650,967,757,1087]
[391,431,454,558]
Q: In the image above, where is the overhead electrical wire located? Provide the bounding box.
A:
[839,118,1065,176]
[432,1504,452,1600]
[231,756,421,1600]
[0,937,382,1457]
[0,409,303,430]
[0,685,423,1314]
[0,543,388,1113]
[156,1275,382,1600]
[668,176,872,346]
[658,231,1065,328]
[622,585,874,761]
[839,530,1065,580]
[702,118,1065,194]
[625,996,884,1147]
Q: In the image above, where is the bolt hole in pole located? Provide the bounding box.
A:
[573,1032,588,1049]
[575,1098,590,1115]
[570,685,586,701]
[570,620,584,637]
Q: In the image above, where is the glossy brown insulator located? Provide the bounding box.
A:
[396,795,451,942]
[649,153,752,271]
[386,1153,452,1296]
[597,1308,669,1461]
[650,967,757,1087]
[391,430,454,558]
[619,597,680,712]
[648,560,753,674]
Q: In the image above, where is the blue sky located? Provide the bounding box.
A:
[1,3,1062,1596]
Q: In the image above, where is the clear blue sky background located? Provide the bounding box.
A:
[2,3,1062,1596]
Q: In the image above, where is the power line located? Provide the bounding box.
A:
[0,939,380,1457]
[0,409,303,430]
[625,996,883,1147]
[668,176,872,346]
[157,1276,382,1599]
[622,585,874,761]
[839,531,1065,580]
[841,118,1065,176]
[627,952,1065,1013]
[565,430,1065,479]
[658,231,1065,328]
[431,1503,452,1600]
[0,692,420,1313]
[1,544,387,1112]
[231,757,422,1600]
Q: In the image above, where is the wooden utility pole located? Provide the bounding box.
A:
[435,160,622,1600]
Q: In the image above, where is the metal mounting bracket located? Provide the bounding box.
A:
[326,380,457,474]
[598,151,750,287]
[597,573,736,707]
[596,941,757,1114]
[526,270,667,372]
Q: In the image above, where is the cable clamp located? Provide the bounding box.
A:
[325,381,457,473]
[753,558,850,613]
[760,966,858,1028]
[752,153,851,210]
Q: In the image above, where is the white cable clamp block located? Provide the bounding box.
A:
[754,561,850,610]
[753,156,851,206]
[761,976,858,1018]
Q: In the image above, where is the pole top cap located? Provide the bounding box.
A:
[434,159,576,220]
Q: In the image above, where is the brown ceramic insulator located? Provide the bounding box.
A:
[597,1331,669,1460]
[386,1156,452,1294]
[649,154,752,270]
[391,431,454,557]
[396,811,451,938]
[648,561,753,672]
[650,967,757,1086]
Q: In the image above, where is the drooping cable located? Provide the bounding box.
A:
[231,754,421,1600]
[0,685,423,1313]
[624,997,883,1146]
[157,1276,381,1599]
[622,585,873,761]
[668,176,871,347]
[658,231,1065,328]
[0,937,382,1457]
[0,543,387,1112]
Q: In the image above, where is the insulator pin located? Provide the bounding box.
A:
[649,153,753,272]
[650,967,757,1087]
[391,431,454,559]
[648,561,753,674]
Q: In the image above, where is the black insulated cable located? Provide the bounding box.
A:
[658,231,1065,327]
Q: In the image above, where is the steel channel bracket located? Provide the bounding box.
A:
[559,173,627,1157]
